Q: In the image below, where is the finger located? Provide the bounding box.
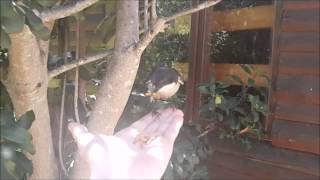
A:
[115,110,161,140]
[129,109,166,131]
[160,110,184,143]
[68,122,94,148]
[155,108,183,135]
[143,108,175,134]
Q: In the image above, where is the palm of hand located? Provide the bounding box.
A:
[68,108,184,179]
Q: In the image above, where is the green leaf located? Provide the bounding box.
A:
[23,7,50,40]
[239,64,252,74]
[15,153,33,177]
[0,1,25,33]
[17,111,35,130]
[216,81,230,89]
[234,107,246,115]
[1,144,16,161]
[1,28,11,49]
[0,109,15,127]
[247,78,255,87]
[3,160,18,179]
[252,111,260,122]
[1,126,32,145]
[198,85,209,94]
[230,75,243,85]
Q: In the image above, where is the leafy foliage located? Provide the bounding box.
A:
[163,125,212,179]
[138,32,189,84]
[198,65,270,149]
[157,0,192,17]
[0,83,35,179]
[0,0,57,48]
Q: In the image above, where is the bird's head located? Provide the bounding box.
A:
[145,67,184,101]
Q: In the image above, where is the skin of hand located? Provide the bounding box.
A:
[68,108,184,179]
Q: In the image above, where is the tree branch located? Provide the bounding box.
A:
[48,49,113,79]
[40,0,99,22]
[136,0,222,54]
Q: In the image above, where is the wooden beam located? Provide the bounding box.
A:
[211,5,274,32]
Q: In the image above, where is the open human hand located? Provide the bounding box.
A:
[68,108,184,179]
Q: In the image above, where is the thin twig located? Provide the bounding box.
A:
[136,0,222,54]
[58,19,69,177]
[144,0,149,34]
[94,12,115,33]
[48,49,113,79]
[151,0,157,24]
[40,0,99,22]
[74,17,81,124]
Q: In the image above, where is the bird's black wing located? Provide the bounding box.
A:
[148,67,180,92]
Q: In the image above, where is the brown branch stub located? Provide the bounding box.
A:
[40,0,99,22]
[136,0,222,54]
[48,49,113,78]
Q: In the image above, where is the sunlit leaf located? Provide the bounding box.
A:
[239,64,252,74]
[215,95,222,105]
[4,160,18,179]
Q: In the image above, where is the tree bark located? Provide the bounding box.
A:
[87,0,140,135]
[70,2,140,178]
[4,25,57,179]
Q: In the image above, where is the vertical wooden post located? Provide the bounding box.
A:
[185,0,212,123]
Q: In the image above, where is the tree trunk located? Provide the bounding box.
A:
[4,25,57,179]
[70,1,140,178]
[88,0,140,135]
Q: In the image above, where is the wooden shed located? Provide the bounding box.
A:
[183,0,319,179]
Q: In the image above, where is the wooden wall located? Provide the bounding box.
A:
[270,0,319,155]
[188,0,320,179]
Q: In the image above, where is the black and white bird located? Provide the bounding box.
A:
[133,67,184,146]
[145,67,184,101]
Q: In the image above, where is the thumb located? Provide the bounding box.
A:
[68,122,94,148]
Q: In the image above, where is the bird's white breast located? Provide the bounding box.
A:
[157,82,180,100]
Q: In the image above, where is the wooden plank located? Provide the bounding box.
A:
[278,56,320,75]
[275,91,319,106]
[211,5,274,32]
[279,52,320,69]
[209,134,320,177]
[281,8,320,32]
[208,161,256,179]
[266,0,283,132]
[211,150,319,179]
[275,101,319,124]
[173,63,271,87]
[283,0,320,10]
[276,74,319,96]
[278,66,320,76]
[272,119,320,154]
[279,32,319,53]
[212,64,270,87]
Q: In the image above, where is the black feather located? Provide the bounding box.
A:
[147,67,181,92]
